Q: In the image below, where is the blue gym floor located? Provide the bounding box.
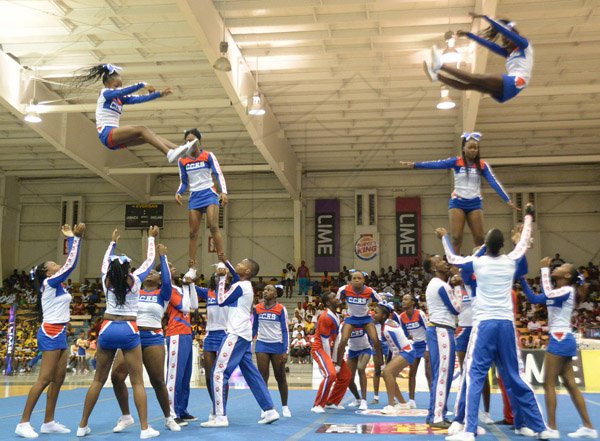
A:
[2,388,599,440]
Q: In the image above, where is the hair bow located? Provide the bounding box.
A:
[30,266,38,281]
[109,254,131,264]
[349,269,368,277]
[461,131,482,142]
[103,64,123,75]
[577,272,585,286]
[275,284,284,290]
[506,21,516,29]
[377,300,394,312]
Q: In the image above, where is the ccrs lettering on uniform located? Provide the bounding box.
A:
[398,213,416,254]
[316,214,334,255]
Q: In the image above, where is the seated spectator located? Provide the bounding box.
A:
[291,324,305,339]
[321,272,332,288]
[72,297,86,315]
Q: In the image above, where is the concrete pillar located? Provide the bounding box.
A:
[0,176,21,284]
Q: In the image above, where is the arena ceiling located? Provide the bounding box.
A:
[0,0,599,200]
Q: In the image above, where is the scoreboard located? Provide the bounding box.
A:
[125,204,164,229]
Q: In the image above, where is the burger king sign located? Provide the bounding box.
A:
[354,234,378,261]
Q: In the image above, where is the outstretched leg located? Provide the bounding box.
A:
[439,65,504,100]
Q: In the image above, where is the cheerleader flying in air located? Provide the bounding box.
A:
[400,131,518,254]
[424,13,533,103]
[76,64,197,162]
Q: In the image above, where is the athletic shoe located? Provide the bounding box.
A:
[113,415,135,433]
[407,399,417,409]
[282,406,292,418]
[15,422,39,439]
[325,403,344,409]
[516,427,537,437]
[480,412,494,424]
[448,421,464,436]
[140,426,160,439]
[310,406,325,414]
[370,397,379,404]
[568,427,599,439]
[477,426,487,435]
[359,400,368,411]
[40,421,71,434]
[381,405,398,415]
[207,413,216,423]
[166,144,189,163]
[539,429,560,439]
[431,45,443,71]
[258,409,280,424]
[347,399,360,408]
[184,138,199,156]
[184,267,197,280]
[200,416,229,428]
[430,420,452,429]
[446,432,475,441]
[165,417,181,432]
[394,402,411,410]
[76,426,91,437]
[174,418,188,426]
[423,61,438,82]
[180,413,197,422]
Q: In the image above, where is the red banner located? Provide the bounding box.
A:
[396,197,421,268]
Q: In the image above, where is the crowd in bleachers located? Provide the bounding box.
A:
[1,257,599,374]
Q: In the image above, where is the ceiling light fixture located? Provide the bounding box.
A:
[247,56,265,116]
[441,31,461,65]
[436,87,456,110]
[213,41,232,72]
[24,77,42,123]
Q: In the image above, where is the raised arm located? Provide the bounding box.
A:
[102,83,146,100]
[121,91,161,105]
[217,262,243,306]
[414,157,457,170]
[101,229,119,276]
[158,250,173,303]
[47,225,84,288]
[437,227,475,270]
[508,209,533,261]
[539,266,573,301]
[482,15,529,49]
[519,277,547,305]
[464,31,509,57]
[133,227,158,282]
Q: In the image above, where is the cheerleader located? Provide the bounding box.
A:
[520,260,597,439]
[75,64,196,162]
[400,131,517,254]
[311,291,352,413]
[424,13,533,104]
[77,227,158,439]
[175,128,228,270]
[335,271,383,380]
[110,244,181,433]
[190,263,229,424]
[16,224,85,439]
[373,302,415,415]
[253,284,291,417]
[345,325,372,410]
[439,204,551,441]
[399,294,431,409]
[423,255,462,428]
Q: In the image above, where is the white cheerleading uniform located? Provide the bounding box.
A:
[382,320,414,361]
[442,214,547,434]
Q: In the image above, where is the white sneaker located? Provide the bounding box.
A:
[423,60,438,82]
[183,138,199,156]
[381,405,398,415]
[539,429,560,439]
[359,400,368,411]
[311,405,325,414]
[15,423,39,439]
[282,406,292,418]
[394,402,411,410]
[431,45,443,71]
[569,427,599,439]
[113,415,135,433]
[184,267,197,280]
[325,403,344,410]
[40,421,71,434]
[76,426,91,437]
[258,409,280,424]
[480,412,494,424]
[446,432,475,441]
[207,413,216,423]
[516,427,537,437]
[166,144,189,163]
[407,399,417,409]
[448,421,464,436]
[477,426,487,435]
[140,426,160,439]
[165,417,181,432]
[200,416,228,428]
[347,399,360,408]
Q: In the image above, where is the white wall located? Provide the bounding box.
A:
[10,163,600,281]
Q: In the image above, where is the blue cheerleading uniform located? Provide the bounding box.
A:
[415,156,510,213]
[253,302,289,355]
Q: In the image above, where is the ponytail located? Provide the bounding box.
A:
[72,64,121,88]
[32,264,48,322]
[480,18,514,41]
[107,260,131,306]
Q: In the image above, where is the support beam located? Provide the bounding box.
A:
[0,50,149,200]
[176,0,300,198]
[39,98,231,113]
[107,164,272,175]
[461,0,498,133]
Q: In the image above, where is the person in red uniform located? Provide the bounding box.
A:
[310,292,351,413]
